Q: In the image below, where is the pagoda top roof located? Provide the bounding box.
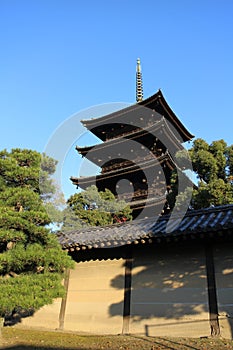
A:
[81,89,194,142]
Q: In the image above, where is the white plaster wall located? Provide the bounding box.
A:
[15,241,233,339]
[129,244,210,337]
[214,242,233,339]
[64,259,125,334]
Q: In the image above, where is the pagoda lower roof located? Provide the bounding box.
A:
[76,117,184,166]
[70,153,175,189]
[122,193,167,210]
[81,89,194,142]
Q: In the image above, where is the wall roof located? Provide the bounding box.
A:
[57,204,233,252]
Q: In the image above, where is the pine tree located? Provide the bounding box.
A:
[0,149,73,322]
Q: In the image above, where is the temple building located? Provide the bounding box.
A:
[17,61,233,339]
[71,59,194,218]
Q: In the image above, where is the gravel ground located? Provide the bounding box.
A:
[0,327,233,350]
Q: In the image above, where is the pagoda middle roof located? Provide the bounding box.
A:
[70,153,175,189]
[81,89,194,142]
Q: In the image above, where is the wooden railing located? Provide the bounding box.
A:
[101,151,165,173]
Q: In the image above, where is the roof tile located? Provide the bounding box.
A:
[57,204,233,250]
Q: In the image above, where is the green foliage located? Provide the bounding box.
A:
[0,149,73,318]
[43,183,66,231]
[0,273,64,316]
[189,139,233,209]
[168,139,233,210]
[227,144,233,176]
[166,169,193,210]
[63,185,132,230]
[192,178,233,208]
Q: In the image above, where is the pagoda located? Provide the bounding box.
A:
[71,59,194,219]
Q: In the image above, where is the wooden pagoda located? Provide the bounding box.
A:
[71,60,194,218]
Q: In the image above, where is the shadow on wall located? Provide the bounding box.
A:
[109,242,233,338]
[4,307,35,327]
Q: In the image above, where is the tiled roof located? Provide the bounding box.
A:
[80,89,194,142]
[57,204,233,251]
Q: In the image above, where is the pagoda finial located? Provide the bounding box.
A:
[136,58,143,102]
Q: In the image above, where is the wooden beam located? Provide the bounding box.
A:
[122,248,133,334]
[205,243,220,337]
[59,269,70,330]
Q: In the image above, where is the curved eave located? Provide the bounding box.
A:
[81,89,194,142]
[76,145,93,156]
[75,118,184,165]
[142,90,194,141]
[70,154,175,188]
[125,194,166,210]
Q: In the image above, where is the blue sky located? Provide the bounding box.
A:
[1,0,233,197]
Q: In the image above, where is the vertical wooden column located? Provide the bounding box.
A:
[205,243,220,337]
[122,247,133,334]
[59,268,70,330]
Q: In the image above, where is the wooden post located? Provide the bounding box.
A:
[122,248,133,334]
[205,243,220,337]
[59,268,70,330]
[0,317,3,342]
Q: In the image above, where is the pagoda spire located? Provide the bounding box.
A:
[136,58,143,102]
